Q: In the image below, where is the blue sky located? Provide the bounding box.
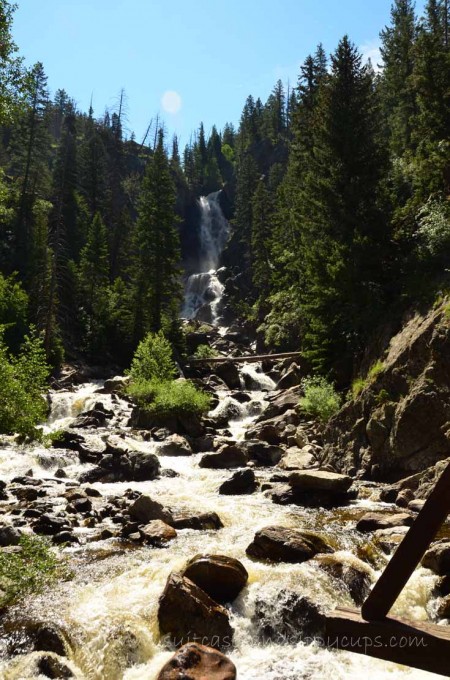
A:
[13,0,426,147]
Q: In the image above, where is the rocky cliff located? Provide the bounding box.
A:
[322,300,450,482]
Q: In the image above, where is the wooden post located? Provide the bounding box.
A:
[361,460,450,621]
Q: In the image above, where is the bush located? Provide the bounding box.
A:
[128,378,211,417]
[351,361,385,398]
[416,198,450,257]
[0,534,70,606]
[129,331,176,382]
[299,376,341,423]
[193,344,218,360]
[0,330,50,437]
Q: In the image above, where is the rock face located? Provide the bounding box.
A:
[183,555,248,604]
[157,643,236,680]
[158,573,233,650]
[246,526,333,563]
[322,303,450,479]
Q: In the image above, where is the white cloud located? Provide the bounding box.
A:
[161,90,182,114]
[360,40,383,72]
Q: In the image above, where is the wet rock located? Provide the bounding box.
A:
[356,512,414,533]
[191,435,217,453]
[34,624,69,656]
[70,497,92,513]
[0,524,22,546]
[0,479,7,500]
[289,470,353,493]
[139,520,177,546]
[395,488,415,508]
[37,654,74,678]
[183,555,248,604]
[232,391,252,404]
[271,483,357,508]
[295,426,309,448]
[158,573,233,650]
[434,575,450,597]
[422,541,450,575]
[246,526,333,563]
[260,386,302,420]
[315,554,372,605]
[80,449,160,483]
[219,469,257,495]
[277,364,302,390]
[199,444,248,469]
[54,469,67,479]
[158,434,193,456]
[52,530,79,545]
[171,511,224,531]
[129,495,173,525]
[437,595,450,619]
[215,362,241,390]
[373,526,409,553]
[253,591,325,643]
[408,499,425,512]
[33,514,71,536]
[51,431,86,451]
[244,441,283,467]
[157,642,236,680]
[209,399,244,428]
[12,486,40,502]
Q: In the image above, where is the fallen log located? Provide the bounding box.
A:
[188,351,302,365]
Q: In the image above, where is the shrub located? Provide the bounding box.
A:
[351,361,385,399]
[193,344,218,360]
[0,330,50,438]
[128,378,211,417]
[129,331,176,382]
[0,534,70,606]
[299,376,341,423]
[416,198,450,257]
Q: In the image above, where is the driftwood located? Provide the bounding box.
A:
[188,351,302,365]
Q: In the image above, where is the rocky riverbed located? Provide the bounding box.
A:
[0,326,448,679]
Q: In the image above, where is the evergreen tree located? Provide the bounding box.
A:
[132,129,181,340]
[299,37,390,378]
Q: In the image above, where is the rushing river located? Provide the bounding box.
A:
[0,367,444,680]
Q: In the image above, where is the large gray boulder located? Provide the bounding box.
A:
[199,444,248,469]
[183,555,248,604]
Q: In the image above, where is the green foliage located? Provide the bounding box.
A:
[193,344,218,360]
[416,198,450,257]
[299,376,342,423]
[375,389,391,405]
[129,331,177,383]
[129,378,211,418]
[0,272,28,351]
[351,361,385,398]
[368,361,385,380]
[0,534,69,607]
[0,330,50,437]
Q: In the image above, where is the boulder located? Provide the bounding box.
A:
[246,526,333,563]
[0,524,22,547]
[80,450,160,483]
[37,654,74,678]
[171,511,224,531]
[129,495,173,525]
[253,591,325,643]
[219,469,257,495]
[157,643,236,680]
[101,375,130,393]
[244,441,283,466]
[199,444,248,469]
[158,573,233,650]
[183,555,248,604]
[315,554,372,605]
[356,512,414,533]
[277,364,302,390]
[158,434,192,456]
[437,595,450,619]
[279,447,315,471]
[295,427,309,448]
[260,386,302,420]
[422,542,450,575]
[289,470,353,493]
[215,362,241,390]
[139,520,177,546]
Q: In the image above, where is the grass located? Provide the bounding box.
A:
[0,535,71,607]
[351,361,386,399]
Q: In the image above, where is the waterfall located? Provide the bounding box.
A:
[182,191,229,324]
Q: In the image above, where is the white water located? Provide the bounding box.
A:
[0,374,445,680]
[182,191,229,324]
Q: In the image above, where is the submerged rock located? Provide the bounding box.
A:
[253,591,325,643]
[158,573,233,650]
[246,526,333,563]
[157,642,236,680]
[183,555,248,604]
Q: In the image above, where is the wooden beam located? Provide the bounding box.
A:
[188,351,302,365]
[361,460,450,621]
[325,607,450,677]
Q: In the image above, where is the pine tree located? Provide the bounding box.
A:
[132,129,181,340]
[299,37,390,379]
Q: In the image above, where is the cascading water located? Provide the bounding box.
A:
[182,191,230,324]
[0,370,445,680]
